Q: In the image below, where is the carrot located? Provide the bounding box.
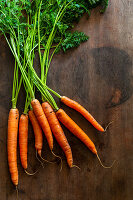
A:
[42,102,73,167]
[7,108,19,186]
[19,114,28,169]
[56,109,97,154]
[61,96,104,132]
[29,110,43,156]
[56,109,116,168]
[31,99,53,150]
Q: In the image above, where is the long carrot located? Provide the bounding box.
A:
[31,99,53,150]
[29,110,43,157]
[56,109,115,168]
[56,109,97,154]
[19,114,28,170]
[7,108,19,186]
[61,96,104,132]
[42,102,73,167]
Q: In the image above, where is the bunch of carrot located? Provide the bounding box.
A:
[0,0,114,193]
[8,80,107,187]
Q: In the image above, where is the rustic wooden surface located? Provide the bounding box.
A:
[0,1,133,200]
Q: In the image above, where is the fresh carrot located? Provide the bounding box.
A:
[19,114,28,170]
[61,96,104,132]
[31,99,53,151]
[42,102,73,167]
[19,112,42,175]
[7,108,19,186]
[29,110,43,156]
[56,109,115,168]
[56,109,97,154]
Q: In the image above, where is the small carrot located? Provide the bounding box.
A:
[29,111,56,164]
[19,114,28,170]
[42,102,73,167]
[61,96,104,132]
[56,109,97,154]
[31,99,53,151]
[7,108,19,186]
[29,110,43,157]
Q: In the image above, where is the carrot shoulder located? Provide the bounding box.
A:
[56,109,97,155]
[29,110,43,156]
[42,102,73,167]
[19,114,28,170]
[7,108,19,186]
[61,96,104,132]
[31,99,53,150]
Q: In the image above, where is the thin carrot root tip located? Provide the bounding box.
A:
[51,151,62,161]
[36,150,44,168]
[60,159,63,172]
[16,186,18,200]
[104,121,114,132]
[40,155,57,164]
[71,164,81,170]
[38,150,42,157]
[51,151,63,172]
[97,154,116,169]
[24,169,40,176]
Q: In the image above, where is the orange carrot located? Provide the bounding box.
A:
[61,96,104,132]
[56,109,116,169]
[31,99,53,150]
[29,110,43,156]
[56,109,97,154]
[7,108,19,186]
[42,102,73,167]
[19,114,28,169]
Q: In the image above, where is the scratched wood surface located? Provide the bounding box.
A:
[0,1,133,200]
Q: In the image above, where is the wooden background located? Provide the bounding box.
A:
[0,0,133,199]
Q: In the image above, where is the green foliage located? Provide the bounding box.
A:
[0,0,31,54]
[0,1,25,32]
[0,0,109,53]
[56,31,89,52]
[100,0,109,13]
[0,0,35,107]
[30,0,103,52]
[0,0,109,109]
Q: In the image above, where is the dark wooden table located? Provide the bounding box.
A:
[0,1,133,200]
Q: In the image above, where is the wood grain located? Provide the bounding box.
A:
[0,0,133,199]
